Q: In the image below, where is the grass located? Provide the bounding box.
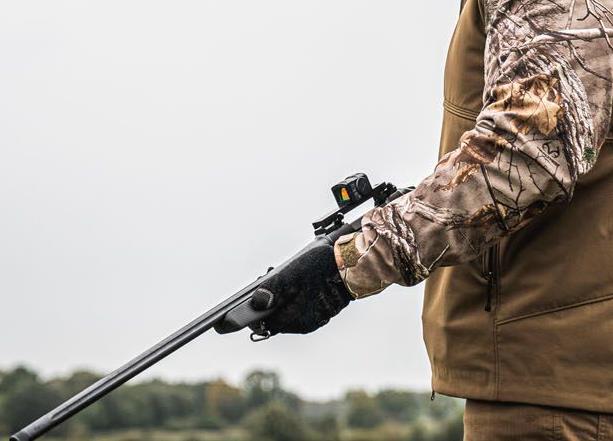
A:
[36,429,246,441]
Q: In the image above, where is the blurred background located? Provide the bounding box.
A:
[0,1,461,440]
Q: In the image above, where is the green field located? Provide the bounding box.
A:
[1,367,463,441]
[36,423,439,441]
[43,429,245,441]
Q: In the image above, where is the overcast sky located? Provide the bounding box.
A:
[0,1,459,400]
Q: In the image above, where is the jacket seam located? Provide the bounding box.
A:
[496,293,613,326]
[443,99,481,121]
[480,0,489,31]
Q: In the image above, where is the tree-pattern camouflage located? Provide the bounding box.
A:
[335,0,613,298]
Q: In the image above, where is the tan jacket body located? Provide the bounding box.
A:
[424,0,613,412]
[334,0,613,412]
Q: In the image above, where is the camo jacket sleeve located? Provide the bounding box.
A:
[334,0,613,298]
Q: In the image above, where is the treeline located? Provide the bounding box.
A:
[0,366,463,441]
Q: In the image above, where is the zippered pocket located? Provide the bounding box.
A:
[482,244,500,312]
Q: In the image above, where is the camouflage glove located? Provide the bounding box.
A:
[250,237,353,335]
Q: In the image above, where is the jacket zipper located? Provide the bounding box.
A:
[483,244,500,312]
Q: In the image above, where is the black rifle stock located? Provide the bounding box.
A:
[10,174,410,441]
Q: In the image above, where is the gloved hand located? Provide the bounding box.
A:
[250,236,353,335]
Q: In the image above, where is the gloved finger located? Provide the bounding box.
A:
[256,310,324,336]
[248,319,276,337]
[250,287,277,311]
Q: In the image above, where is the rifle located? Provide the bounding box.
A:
[10,173,410,441]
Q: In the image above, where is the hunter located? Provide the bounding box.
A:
[250,0,613,439]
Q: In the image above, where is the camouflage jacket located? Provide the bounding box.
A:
[334,0,613,298]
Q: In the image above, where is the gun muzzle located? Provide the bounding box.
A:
[9,414,52,441]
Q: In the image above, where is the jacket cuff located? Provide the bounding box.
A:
[333,232,398,299]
